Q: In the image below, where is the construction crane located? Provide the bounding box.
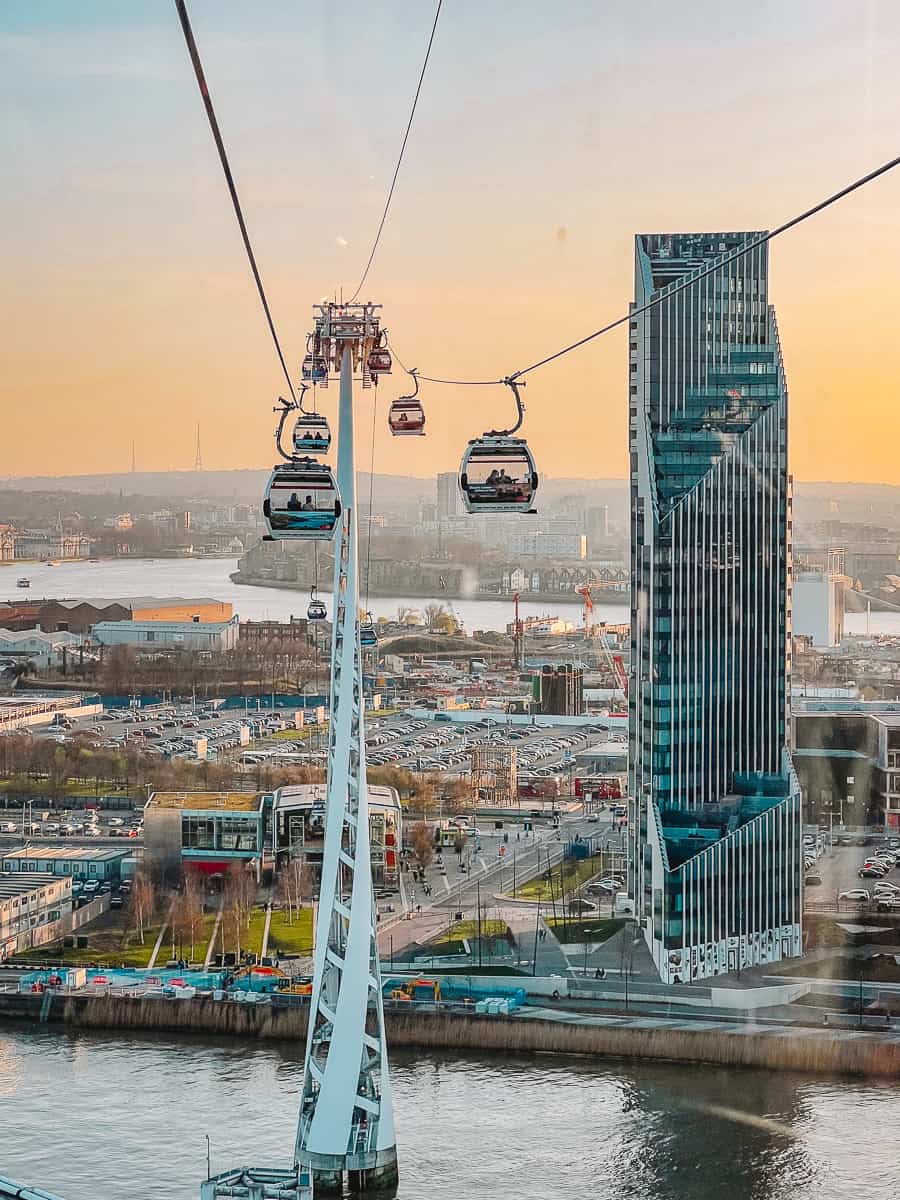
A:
[576,584,593,632]
[511,591,524,669]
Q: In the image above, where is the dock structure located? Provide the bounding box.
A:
[200,1166,313,1199]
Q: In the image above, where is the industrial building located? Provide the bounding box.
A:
[0,846,129,883]
[0,874,72,959]
[793,571,845,648]
[92,615,239,652]
[629,231,802,983]
[0,627,82,669]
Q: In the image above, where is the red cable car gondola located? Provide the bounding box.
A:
[388,371,424,436]
[367,333,392,376]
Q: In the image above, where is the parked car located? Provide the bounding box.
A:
[804,874,823,886]
[839,888,870,901]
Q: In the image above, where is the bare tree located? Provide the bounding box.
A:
[171,872,205,962]
[411,821,434,871]
[130,871,156,945]
[223,862,255,961]
[277,857,313,924]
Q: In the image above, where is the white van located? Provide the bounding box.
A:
[613,893,635,917]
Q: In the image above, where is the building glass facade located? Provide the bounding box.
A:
[628,232,802,983]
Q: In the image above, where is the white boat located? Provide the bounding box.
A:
[16,578,30,588]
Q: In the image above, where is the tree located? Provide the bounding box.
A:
[130,871,156,945]
[222,862,255,961]
[171,872,204,962]
[411,821,434,871]
[277,857,313,924]
[424,603,449,631]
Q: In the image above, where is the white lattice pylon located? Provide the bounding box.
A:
[295,342,397,1189]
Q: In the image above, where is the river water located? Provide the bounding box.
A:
[1,1025,897,1200]
[1,556,895,638]
[0,558,623,631]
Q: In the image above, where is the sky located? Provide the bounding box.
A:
[2,0,900,483]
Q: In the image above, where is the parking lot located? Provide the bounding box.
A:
[361,715,615,781]
[805,831,900,912]
[30,702,309,766]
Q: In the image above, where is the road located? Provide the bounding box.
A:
[377,810,625,963]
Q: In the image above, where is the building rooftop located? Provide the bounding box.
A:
[148,791,266,812]
[0,872,65,901]
[57,597,227,609]
[275,783,400,811]
[2,845,128,863]
[92,617,236,633]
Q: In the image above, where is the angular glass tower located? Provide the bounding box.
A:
[628,232,802,983]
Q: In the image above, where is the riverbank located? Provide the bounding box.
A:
[7,990,900,1079]
[229,571,629,608]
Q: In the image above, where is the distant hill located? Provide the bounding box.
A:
[0,470,435,508]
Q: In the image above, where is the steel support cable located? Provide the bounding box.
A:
[392,150,900,388]
[364,389,378,610]
[348,0,443,304]
[175,0,297,404]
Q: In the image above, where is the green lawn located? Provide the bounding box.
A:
[432,919,508,946]
[13,919,166,968]
[514,854,605,902]
[266,907,314,956]
[216,906,313,959]
[545,917,625,945]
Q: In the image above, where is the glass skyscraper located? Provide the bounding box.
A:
[628,232,802,983]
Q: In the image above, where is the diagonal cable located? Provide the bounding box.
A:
[392,150,900,387]
[175,0,297,403]
[348,0,443,303]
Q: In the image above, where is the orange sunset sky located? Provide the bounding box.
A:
[3,0,900,483]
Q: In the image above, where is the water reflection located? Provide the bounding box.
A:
[1,1031,898,1200]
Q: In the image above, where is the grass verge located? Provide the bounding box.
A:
[514,854,606,902]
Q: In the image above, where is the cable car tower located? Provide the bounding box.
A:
[295,301,398,1195]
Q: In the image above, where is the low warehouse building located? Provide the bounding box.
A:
[91,616,239,653]
[0,873,73,959]
[0,846,129,883]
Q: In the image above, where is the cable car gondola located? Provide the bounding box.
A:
[263,458,341,541]
[307,587,327,622]
[301,354,328,383]
[293,411,331,456]
[388,371,425,436]
[458,379,538,513]
[366,333,392,377]
[360,614,378,648]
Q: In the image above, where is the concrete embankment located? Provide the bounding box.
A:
[6,992,900,1079]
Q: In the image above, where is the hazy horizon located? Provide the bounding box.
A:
[4,1,900,481]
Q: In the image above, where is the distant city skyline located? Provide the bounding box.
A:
[4,1,900,481]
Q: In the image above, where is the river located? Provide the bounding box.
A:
[0,558,625,631]
[2,557,897,638]
[0,1025,897,1199]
